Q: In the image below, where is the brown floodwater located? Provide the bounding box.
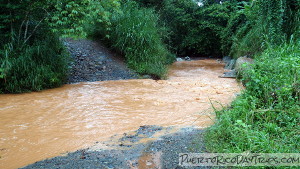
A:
[0,59,241,169]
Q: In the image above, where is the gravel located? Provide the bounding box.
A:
[63,38,139,83]
[22,126,209,169]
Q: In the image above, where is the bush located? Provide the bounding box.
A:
[142,0,241,57]
[205,42,300,153]
[91,1,174,78]
[229,0,300,58]
[220,2,248,56]
[158,0,200,56]
[192,2,231,56]
[0,0,77,93]
[0,27,68,93]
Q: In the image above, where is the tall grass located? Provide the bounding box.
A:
[0,28,68,93]
[228,0,299,59]
[205,42,300,153]
[91,1,174,79]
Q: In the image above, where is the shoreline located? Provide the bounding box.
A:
[22,126,210,169]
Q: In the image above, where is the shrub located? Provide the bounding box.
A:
[91,1,174,78]
[0,27,68,93]
[229,0,300,58]
[192,2,231,56]
[142,0,240,57]
[158,0,200,56]
[0,0,124,93]
[220,2,248,56]
[205,42,300,153]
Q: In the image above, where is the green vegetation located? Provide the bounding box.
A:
[203,0,300,156]
[206,43,300,153]
[0,0,124,93]
[0,29,68,93]
[0,0,175,93]
[228,0,300,58]
[89,1,174,78]
[134,0,234,56]
[0,1,69,93]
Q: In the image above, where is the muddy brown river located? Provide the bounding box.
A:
[0,59,241,169]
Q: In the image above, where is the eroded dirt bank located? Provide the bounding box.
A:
[0,59,241,169]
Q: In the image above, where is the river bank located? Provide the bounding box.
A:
[23,126,210,169]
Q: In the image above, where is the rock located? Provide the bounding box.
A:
[141,75,152,79]
[176,58,183,62]
[220,70,237,78]
[235,93,241,96]
[184,56,191,61]
[225,59,235,70]
[222,56,232,64]
[235,56,254,73]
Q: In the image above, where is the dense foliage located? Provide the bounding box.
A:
[89,1,174,78]
[135,0,231,56]
[0,0,69,93]
[204,0,300,155]
[132,0,251,57]
[134,0,299,58]
[0,29,68,93]
[228,0,300,58]
[0,0,120,93]
[49,0,121,37]
[205,42,300,153]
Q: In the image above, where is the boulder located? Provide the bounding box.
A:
[235,56,254,73]
[220,70,237,78]
[225,59,235,70]
[176,58,183,61]
[222,56,232,64]
[184,56,191,61]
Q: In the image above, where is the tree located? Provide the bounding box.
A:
[0,0,121,93]
[0,0,121,47]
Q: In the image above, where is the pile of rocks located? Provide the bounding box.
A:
[220,56,253,78]
[176,56,191,61]
[63,38,138,83]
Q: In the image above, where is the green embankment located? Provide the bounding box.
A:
[205,42,299,154]
[88,1,174,79]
